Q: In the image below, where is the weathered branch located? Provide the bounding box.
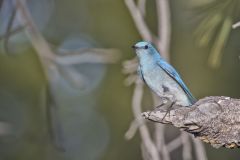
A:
[142,96,240,149]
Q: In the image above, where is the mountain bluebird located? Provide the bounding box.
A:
[132,41,196,106]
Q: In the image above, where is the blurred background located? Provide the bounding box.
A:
[0,0,240,160]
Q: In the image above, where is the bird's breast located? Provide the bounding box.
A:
[141,64,190,106]
[141,64,166,92]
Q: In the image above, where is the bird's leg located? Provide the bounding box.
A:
[154,97,169,109]
[152,97,176,121]
[161,100,175,121]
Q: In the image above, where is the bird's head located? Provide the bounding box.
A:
[132,41,160,61]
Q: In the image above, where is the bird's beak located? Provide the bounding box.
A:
[132,45,137,49]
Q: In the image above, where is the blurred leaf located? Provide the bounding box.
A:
[194,13,222,47]
[192,0,240,68]
[208,17,232,68]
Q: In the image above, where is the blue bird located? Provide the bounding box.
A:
[132,41,196,106]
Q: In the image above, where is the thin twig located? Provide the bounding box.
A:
[0,26,24,41]
[153,95,170,160]
[132,79,160,160]
[138,0,146,16]
[125,117,143,140]
[15,0,64,150]
[15,0,56,67]
[181,133,192,160]
[153,1,172,157]
[122,57,138,74]
[141,142,152,160]
[124,74,138,86]
[156,0,171,61]
[166,136,182,152]
[192,138,207,160]
[125,0,152,42]
[155,125,171,160]
[4,6,17,53]
[56,48,120,65]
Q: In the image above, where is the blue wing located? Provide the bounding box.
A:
[157,60,196,105]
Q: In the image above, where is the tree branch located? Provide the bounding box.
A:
[156,0,171,60]
[125,0,153,42]
[131,79,160,160]
[142,96,240,149]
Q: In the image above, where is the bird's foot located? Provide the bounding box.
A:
[154,97,170,109]
[161,101,175,121]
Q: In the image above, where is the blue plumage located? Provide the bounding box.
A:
[132,41,196,106]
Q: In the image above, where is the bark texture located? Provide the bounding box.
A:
[142,96,240,149]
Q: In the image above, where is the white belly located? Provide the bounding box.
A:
[142,65,190,106]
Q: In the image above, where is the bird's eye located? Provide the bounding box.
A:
[144,45,148,49]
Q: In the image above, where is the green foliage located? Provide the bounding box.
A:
[193,0,240,68]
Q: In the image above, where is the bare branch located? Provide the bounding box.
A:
[4,6,17,53]
[122,57,138,86]
[122,57,138,74]
[56,48,120,65]
[155,125,170,160]
[142,96,240,149]
[125,0,152,42]
[124,74,138,86]
[192,138,208,160]
[131,79,160,160]
[166,136,182,152]
[156,0,171,61]
[125,118,142,140]
[15,0,56,66]
[138,0,146,16]
[141,142,152,160]
[15,0,63,150]
[0,26,24,41]
[181,133,192,160]
[153,95,170,160]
